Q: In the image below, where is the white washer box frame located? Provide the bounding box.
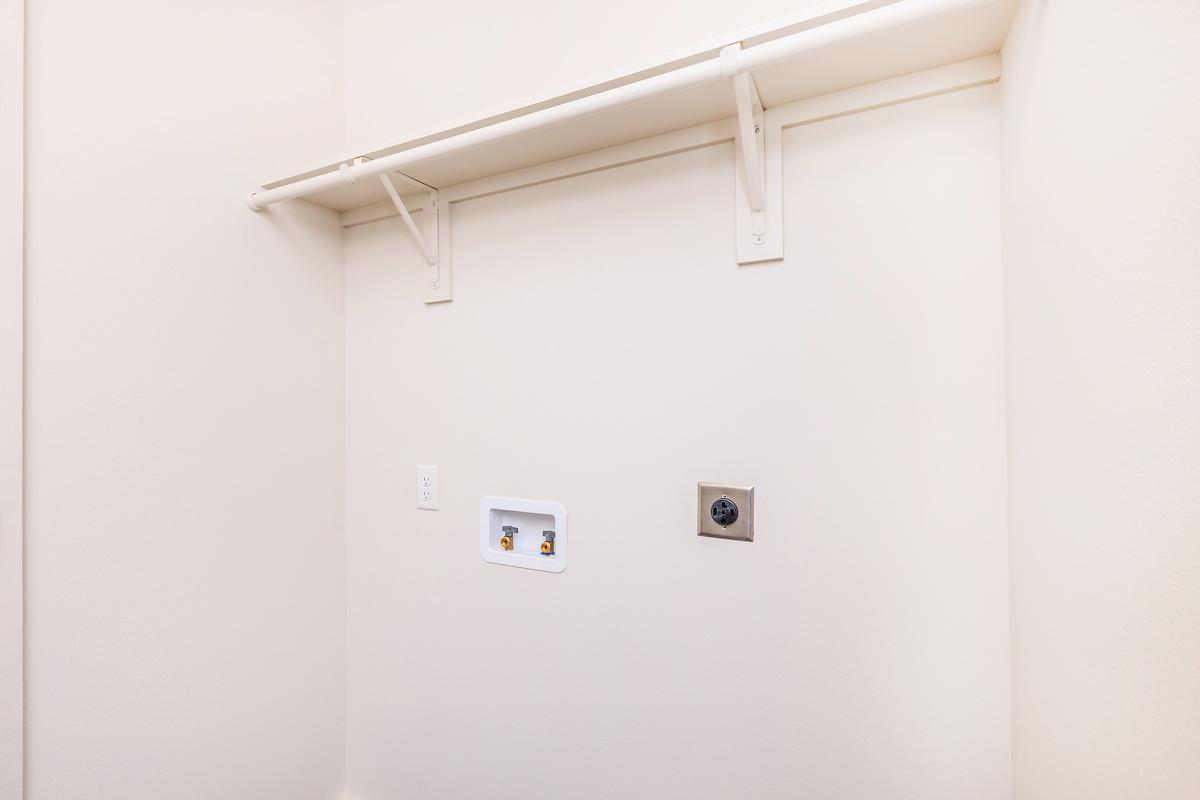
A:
[480,496,568,573]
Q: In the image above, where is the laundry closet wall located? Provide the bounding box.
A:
[1001,1,1200,797]
[22,1,348,798]
[342,4,1013,797]
[1,0,22,795]
[344,0,833,153]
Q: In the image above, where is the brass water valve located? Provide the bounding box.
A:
[540,530,556,556]
[500,525,517,551]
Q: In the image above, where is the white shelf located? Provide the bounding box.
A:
[256,0,1016,214]
[248,0,1015,304]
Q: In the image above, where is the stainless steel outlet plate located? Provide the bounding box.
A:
[697,483,754,541]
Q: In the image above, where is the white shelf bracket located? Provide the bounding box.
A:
[378,171,450,303]
[721,44,783,265]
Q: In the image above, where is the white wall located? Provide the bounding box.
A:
[342,0,840,154]
[1001,2,1200,798]
[0,0,23,796]
[344,83,1011,799]
[23,1,347,798]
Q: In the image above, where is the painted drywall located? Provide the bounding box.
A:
[22,1,347,798]
[0,0,22,797]
[342,0,848,155]
[344,84,1011,799]
[1001,1,1200,798]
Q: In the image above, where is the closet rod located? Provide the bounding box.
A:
[246,0,984,210]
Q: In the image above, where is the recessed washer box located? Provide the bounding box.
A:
[480,496,567,573]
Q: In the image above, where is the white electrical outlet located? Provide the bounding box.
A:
[416,465,438,510]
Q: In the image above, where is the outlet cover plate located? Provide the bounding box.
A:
[698,483,754,541]
[416,465,438,510]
